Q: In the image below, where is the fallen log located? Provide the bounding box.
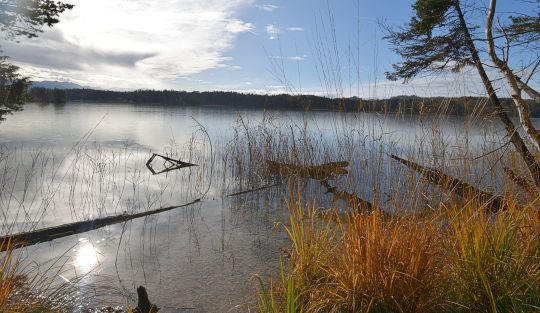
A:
[266,160,349,181]
[390,154,506,212]
[0,199,201,251]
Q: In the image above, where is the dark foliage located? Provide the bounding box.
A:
[384,0,474,81]
[0,0,72,122]
[31,87,66,103]
[0,56,30,120]
[503,14,540,48]
[0,0,74,40]
[28,87,536,117]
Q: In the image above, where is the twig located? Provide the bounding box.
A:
[226,183,281,197]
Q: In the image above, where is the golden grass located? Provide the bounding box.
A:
[447,202,540,312]
[258,193,540,313]
[0,239,20,309]
[0,238,79,312]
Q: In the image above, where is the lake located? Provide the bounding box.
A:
[0,102,509,312]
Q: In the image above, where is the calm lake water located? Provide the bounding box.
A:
[0,102,509,312]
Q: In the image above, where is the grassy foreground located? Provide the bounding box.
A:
[257,195,540,313]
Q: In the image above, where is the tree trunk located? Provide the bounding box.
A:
[454,0,540,191]
[486,0,540,152]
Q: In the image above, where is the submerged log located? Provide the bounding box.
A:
[266,160,376,214]
[390,154,506,212]
[319,179,374,213]
[0,199,201,251]
[266,160,349,181]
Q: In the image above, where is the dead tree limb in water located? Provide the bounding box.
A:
[266,160,376,213]
[266,160,349,181]
[146,153,197,175]
[0,199,201,251]
[319,179,374,213]
[390,154,506,212]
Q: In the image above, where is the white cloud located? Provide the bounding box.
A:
[288,55,306,61]
[286,27,304,32]
[258,4,280,12]
[2,0,254,89]
[266,24,281,40]
[269,55,307,61]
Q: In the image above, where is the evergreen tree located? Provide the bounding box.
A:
[0,56,29,120]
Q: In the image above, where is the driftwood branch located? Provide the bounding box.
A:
[0,199,201,251]
[146,153,197,175]
[390,154,506,212]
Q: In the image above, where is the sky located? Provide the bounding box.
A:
[1,0,538,98]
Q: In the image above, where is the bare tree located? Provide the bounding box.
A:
[385,0,540,192]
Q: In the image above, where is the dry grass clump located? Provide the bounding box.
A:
[258,196,540,313]
[0,239,20,309]
[448,202,540,312]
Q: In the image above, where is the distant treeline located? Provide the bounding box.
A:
[28,87,539,117]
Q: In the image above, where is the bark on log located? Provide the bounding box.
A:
[0,199,201,251]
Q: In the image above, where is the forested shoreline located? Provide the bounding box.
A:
[29,87,538,116]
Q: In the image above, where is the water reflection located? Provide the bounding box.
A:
[0,102,514,311]
[73,240,100,272]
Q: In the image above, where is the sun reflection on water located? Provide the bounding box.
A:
[73,242,100,271]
